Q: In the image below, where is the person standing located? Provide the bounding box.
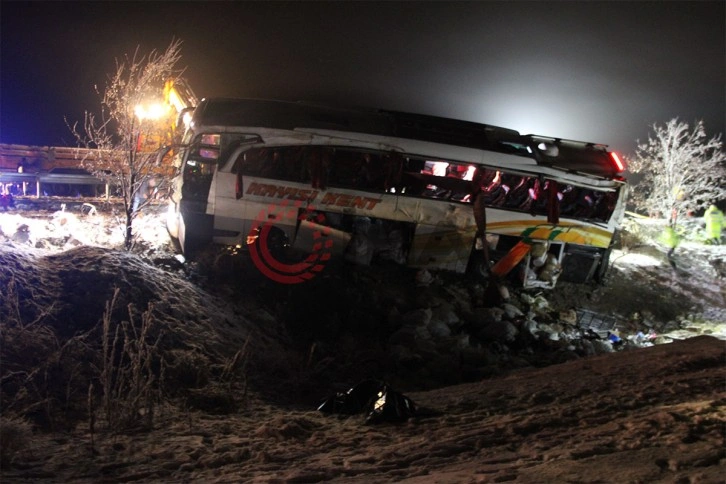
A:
[660,224,680,269]
[704,205,724,245]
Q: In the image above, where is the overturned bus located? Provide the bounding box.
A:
[165,98,627,287]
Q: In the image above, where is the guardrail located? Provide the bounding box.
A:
[0,170,112,198]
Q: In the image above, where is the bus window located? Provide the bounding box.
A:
[558,185,614,222]
[503,175,532,210]
[357,152,387,190]
[282,147,308,183]
[568,188,597,218]
[594,191,617,221]
[182,157,216,200]
[328,149,386,192]
[383,151,403,192]
[306,147,331,189]
[233,148,270,176]
[232,146,311,183]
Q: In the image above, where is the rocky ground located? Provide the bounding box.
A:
[0,198,724,482]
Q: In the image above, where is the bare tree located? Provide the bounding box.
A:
[68,39,184,249]
[627,118,726,225]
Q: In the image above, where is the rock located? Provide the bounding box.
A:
[509,355,533,369]
[414,324,432,340]
[402,308,432,327]
[522,319,538,336]
[592,339,614,354]
[412,338,439,359]
[578,339,596,356]
[389,326,418,345]
[502,303,524,319]
[415,269,434,286]
[537,323,559,340]
[12,232,30,245]
[661,320,681,333]
[478,320,518,343]
[472,307,504,326]
[386,306,402,325]
[441,286,472,313]
[390,345,424,369]
[531,295,550,315]
[455,333,470,349]
[431,304,461,328]
[428,320,452,338]
[558,309,578,325]
[64,236,83,248]
[460,346,498,366]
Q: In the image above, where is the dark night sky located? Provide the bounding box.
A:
[1,1,724,156]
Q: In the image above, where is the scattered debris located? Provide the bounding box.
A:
[578,309,617,338]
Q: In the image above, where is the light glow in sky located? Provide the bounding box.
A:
[1,2,723,158]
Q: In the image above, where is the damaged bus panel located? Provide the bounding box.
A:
[166,98,627,287]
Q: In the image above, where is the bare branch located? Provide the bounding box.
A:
[626,118,726,223]
[66,39,185,249]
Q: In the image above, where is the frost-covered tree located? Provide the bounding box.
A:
[68,39,184,249]
[627,119,726,225]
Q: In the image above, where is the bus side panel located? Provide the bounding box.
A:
[485,210,615,249]
[293,218,351,259]
[407,225,477,273]
[210,170,258,246]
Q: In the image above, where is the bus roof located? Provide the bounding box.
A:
[192,98,624,179]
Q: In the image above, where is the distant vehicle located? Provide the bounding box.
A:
[165,98,628,287]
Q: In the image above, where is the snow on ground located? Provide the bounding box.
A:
[0,200,724,482]
[2,336,723,483]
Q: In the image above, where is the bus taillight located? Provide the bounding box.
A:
[610,152,625,173]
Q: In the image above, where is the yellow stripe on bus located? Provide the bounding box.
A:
[486,221,613,248]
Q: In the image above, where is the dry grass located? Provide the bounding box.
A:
[0,277,92,431]
[1,274,256,442]
[98,287,164,432]
[0,415,33,467]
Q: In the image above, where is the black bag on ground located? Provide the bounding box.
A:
[317,379,417,423]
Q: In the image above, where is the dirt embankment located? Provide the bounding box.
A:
[1,205,725,482]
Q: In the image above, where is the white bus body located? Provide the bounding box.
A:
[167,99,628,287]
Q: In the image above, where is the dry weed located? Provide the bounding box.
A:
[98,288,164,432]
[0,415,33,468]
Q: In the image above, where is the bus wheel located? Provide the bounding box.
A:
[466,251,491,279]
[262,226,292,261]
[249,225,300,262]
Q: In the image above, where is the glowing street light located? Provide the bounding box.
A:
[133,99,170,152]
[134,101,169,121]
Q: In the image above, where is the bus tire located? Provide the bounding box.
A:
[466,250,490,279]
[257,225,292,261]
